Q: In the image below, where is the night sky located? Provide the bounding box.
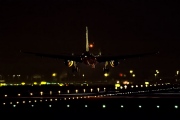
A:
[0,0,180,80]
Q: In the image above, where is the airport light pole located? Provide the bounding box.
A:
[175,70,179,82]
[132,74,135,83]
[155,70,159,83]
[130,70,133,74]
[17,75,20,83]
[82,74,85,82]
[154,73,157,84]
[104,73,109,82]
[129,70,133,82]
[52,73,57,83]
[13,75,15,83]
[177,70,179,75]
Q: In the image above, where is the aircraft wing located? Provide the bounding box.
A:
[96,51,159,62]
[22,51,82,62]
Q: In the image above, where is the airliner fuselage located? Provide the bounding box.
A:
[81,52,97,66]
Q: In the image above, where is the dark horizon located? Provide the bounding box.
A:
[0,0,180,80]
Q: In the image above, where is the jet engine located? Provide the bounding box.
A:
[110,60,119,67]
[64,60,74,67]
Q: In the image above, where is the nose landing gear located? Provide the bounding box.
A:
[103,61,109,74]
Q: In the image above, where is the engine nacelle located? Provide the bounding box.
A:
[64,60,74,67]
[110,60,119,67]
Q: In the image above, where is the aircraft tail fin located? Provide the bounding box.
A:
[86,26,89,52]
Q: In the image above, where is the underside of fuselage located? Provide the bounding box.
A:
[82,57,97,68]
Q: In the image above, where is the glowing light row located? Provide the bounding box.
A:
[4,88,173,98]
[2,103,179,109]
[2,97,91,105]
[3,86,176,97]
[101,105,179,109]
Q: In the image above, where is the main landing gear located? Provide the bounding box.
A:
[72,61,78,72]
[103,61,109,74]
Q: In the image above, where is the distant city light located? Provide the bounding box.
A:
[97,88,100,92]
[40,81,46,85]
[145,82,149,85]
[124,85,127,89]
[75,89,78,93]
[102,105,106,108]
[40,91,43,95]
[175,105,178,109]
[33,82,37,85]
[21,82,25,85]
[104,73,109,77]
[52,73,57,77]
[90,88,93,92]
[123,81,129,85]
[132,74,135,77]
[119,73,123,77]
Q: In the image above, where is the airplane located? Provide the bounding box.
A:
[22,26,159,74]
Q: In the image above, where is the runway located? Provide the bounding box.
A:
[15,96,180,99]
[3,92,180,99]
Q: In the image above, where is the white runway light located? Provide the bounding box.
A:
[102,105,106,108]
[174,105,178,109]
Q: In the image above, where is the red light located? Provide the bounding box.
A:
[89,44,93,48]
[119,73,123,77]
